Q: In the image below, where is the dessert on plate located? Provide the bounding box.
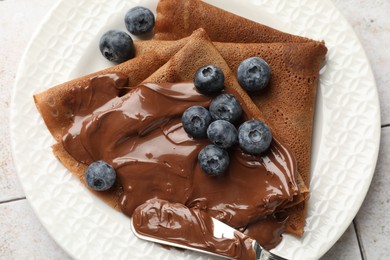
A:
[33,0,327,257]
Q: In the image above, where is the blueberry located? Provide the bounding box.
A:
[125,7,155,35]
[209,94,242,123]
[182,106,212,138]
[99,30,135,63]
[85,160,116,191]
[238,120,272,155]
[198,145,230,176]
[194,65,225,95]
[207,120,237,149]
[237,57,271,91]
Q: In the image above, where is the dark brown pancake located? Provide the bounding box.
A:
[44,32,303,234]
[35,29,325,236]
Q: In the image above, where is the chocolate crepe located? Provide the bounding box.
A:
[35,30,305,244]
[35,28,326,236]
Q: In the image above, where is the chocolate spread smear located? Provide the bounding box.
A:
[62,73,299,249]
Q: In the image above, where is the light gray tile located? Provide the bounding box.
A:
[0,0,55,201]
[320,223,362,260]
[0,199,71,259]
[1,0,387,259]
[331,0,390,125]
[355,127,390,259]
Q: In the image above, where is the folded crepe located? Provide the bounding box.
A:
[35,31,305,245]
[154,0,313,43]
[35,28,325,236]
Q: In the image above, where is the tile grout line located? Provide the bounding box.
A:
[0,196,26,205]
[353,219,366,260]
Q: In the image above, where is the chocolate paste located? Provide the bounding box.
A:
[61,73,299,249]
[133,199,256,259]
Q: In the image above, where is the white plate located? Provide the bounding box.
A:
[10,0,380,259]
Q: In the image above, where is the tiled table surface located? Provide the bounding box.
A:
[0,0,389,259]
